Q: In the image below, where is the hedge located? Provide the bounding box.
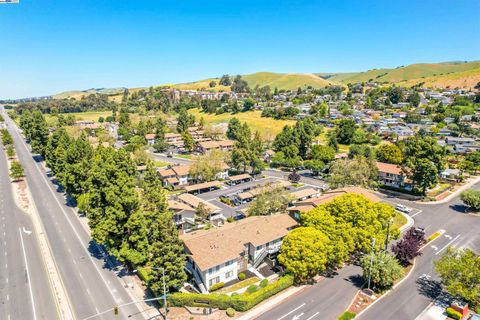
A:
[446,307,462,320]
[168,275,294,311]
[226,308,235,317]
[209,282,225,292]
[260,279,269,288]
[238,273,246,280]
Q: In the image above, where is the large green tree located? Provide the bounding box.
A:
[434,247,480,306]
[328,157,378,189]
[278,227,330,282]
[376,143,403,165]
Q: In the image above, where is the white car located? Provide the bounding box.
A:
[395,204,412,213]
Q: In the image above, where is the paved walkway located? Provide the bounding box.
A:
[416,176,480,204]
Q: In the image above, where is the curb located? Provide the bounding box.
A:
[399,210,414,233]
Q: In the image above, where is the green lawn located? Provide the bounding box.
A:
[218,276,260,294]
[393,211,408,229]
[188,108,296,141]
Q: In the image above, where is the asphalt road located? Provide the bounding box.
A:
[256,264,363,320]
[0,140,59,320]
[1,108,148,320]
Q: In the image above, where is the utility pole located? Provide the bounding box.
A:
[384,218,394,251]
[162,266,168,320]
[367,237,376,290]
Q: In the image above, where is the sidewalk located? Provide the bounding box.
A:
[236,285,307,320]
[416,176,480,205]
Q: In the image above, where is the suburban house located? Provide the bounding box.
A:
[445,137,476,146]
[168,200,196,231]
[440,168,462,181]
[165,132,184,148]
[289,188,321,203]
[145,133,156,145]
[196,140,235,154]
[376,162,413,191]
[157,168,180,188]
[181,214,298,293]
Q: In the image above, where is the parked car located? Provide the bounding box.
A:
[395,204,412,213]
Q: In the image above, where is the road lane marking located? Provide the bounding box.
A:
[411,210,423,217]
[19,228,37,320]
[436,234,461,255]
[277,303,306,320]
[292,313,304,320]
[305,312,319,320]
[6,294,9,301]
[22,227,32,235]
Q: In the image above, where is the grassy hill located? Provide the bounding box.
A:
[321,61,480,88]
[54,87,126,99]
[171,72,335,91]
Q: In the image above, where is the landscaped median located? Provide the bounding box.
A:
[168,275,293,312]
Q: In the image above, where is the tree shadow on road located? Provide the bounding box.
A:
[416,277,442,300]
[449,204,469,214]
[346,274,365,289]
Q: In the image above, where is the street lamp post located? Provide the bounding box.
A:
[133,266,168,320]
[367,238,376,291]
[384,218,394,251]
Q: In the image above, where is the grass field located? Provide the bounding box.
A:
[44,111,113,124]
[188,108,296,140]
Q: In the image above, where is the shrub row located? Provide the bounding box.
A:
[168,275,294,312]
[209,282,225,292]
[446,307,462,320]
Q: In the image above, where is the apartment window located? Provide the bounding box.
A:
[215,265,220,272]
[225,271,233,279]
[209,276,220,287]
[226,260,234,266]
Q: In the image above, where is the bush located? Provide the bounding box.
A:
[446,307,462,320]
[246,285,258,294]
[168,275,294,312]
[209,282,225,292]
[227,217,234,223]
[238,273,246,281]
[259,279,269,288]
[136,268,151,282]
[460,189,480,211]
[338,311,356,320]
[226,308,235,317]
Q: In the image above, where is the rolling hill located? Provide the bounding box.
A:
[321,61,480,88]
[171,72,335,91]
[52,60,480,100]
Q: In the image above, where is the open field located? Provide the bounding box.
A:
[44,111,113,124]
[188,108,296,140]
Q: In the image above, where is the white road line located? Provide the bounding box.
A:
[411,210,423,217]
[305,312,319,320]
[19,228,38,320]
[6,294,9,301]
[277,303,306,320]
[436,234,461,255]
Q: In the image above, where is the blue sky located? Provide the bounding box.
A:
[0,0,479,99]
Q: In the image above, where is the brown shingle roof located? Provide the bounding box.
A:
[172,165,191,176]
[198,140,235,150]
[158,168,176,178]
[181,214,297,271]
[296,187,380,207]
[376,162,403,175]
[290,188,320,201]
[227,173,252,181]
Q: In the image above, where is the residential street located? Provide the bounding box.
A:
[1,108,149,320]
[0,141,59,320]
